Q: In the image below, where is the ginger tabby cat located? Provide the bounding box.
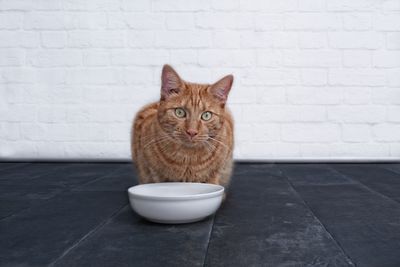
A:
[131,65,234,187]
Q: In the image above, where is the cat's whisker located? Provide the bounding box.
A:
[207,136,230,151]
[143,135,171,149]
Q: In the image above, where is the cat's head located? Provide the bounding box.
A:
[157,64,233,147]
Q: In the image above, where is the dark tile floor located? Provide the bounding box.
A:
[1,163,400,267]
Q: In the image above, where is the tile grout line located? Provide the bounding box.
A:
[328,165,400,206]
[48,204,129,267]
[202,213,216,267]
[0,164,127,222]
[71,164,128,190]
[279,166,357,267]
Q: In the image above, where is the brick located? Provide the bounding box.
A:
[238,142,272,158]
[254,14,283,31]
[298,32,327,49]
[256,50,282,67]
[175,66,212,82]
[170,50,197,65]
[81,86,113,103]
[285,13,342,30]
[87,107,126,123]
[166,13,195,30]
[32,0,62,10]
[373,51,400,67]
[63,0,119,11]
[0,0,35,10]
[229,85,256,104]
[153,0,210,11]
[283,50,341,67]
[329,32,383,49]
[154,30,212,48]
[242,69,299,85]
[386,69,400,87]
[211,0,240,11]
[241,105,294,122]
[386,32,400,50]
[287,87,342,105]
[83,50,110,66]
[235,123,253,142]
[387,106,400,122]
[281,123,340,143]
[240,0,297,12]
[342,124,371,142]
[328,143,389,157]
[124,13,165,30]
[198,49,254,67]
[327,0,378,11]
[0,12,23,29]
[24,12,71,30]
[45,123,78,141]
[298,0,324,11]
[343,50,371,67]
[107,123,130,141]
[343,87,371,104]
[36,68,66,84]
[254,123,280,142]
[111,49,169,66]
[300,144,330,157]
[121,0,150,11]
[121,67,154,84]
[372,88,400,104]
[295,106,327,122]
[300,69,327,86]
[0,49,25,66]
[66,12,107,29]
[28,50,82,67]
[343,13,372,30]
[41,31,67,48]
[375,14,400,31]
[4,104,37,122]
[20,123,48,140]
[196,12,253,30]
[256,87,286,104]
[66,68,120,85]
[373,124,400,141]
[68,30,125,48]
[66,107,91,122]
[38,107,67,123]
[0,122,20,140]
[390,144,400,157]
[0,31,40,48]
[383,0,400,12]
[212,31,241,48]
[328,68,386,86]
[1,68,36,83]
[327,106,386,123]
[127,31,154,48]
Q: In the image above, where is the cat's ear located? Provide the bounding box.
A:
[161,64,182,100]
[210,75,234,105]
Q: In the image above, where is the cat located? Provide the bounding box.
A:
[131,64,234,187]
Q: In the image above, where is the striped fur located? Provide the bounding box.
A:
[131,65,234,186]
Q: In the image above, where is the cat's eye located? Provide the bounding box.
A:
[201,111,212,121]
[175,108,186,118]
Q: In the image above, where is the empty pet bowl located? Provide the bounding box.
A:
[127,182,224,224]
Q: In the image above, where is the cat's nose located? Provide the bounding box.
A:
[186,129,198,138]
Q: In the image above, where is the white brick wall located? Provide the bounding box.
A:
[1,0,399,161]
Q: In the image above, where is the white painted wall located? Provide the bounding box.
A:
[1,0,400,161]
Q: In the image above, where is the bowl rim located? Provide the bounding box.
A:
[127,182,224,201]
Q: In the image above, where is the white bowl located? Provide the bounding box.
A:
[127,182,224,224]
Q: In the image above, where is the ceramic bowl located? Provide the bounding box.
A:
[127,182,224,224]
